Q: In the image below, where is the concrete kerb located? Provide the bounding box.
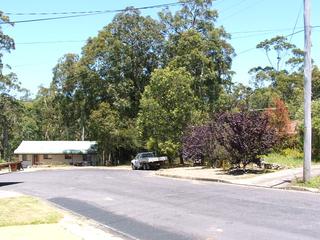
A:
[283,186,320,193]
[155,172,320,193]
[155,172,232,184]
[155,172,276,189]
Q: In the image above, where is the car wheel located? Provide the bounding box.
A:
[142,163,149,170]
[131,164,136,170]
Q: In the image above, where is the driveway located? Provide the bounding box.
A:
[0,169,319,240]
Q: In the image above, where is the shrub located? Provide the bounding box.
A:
[281,148,303,159]
[265,98,291,140]
[218,111,278,169]
[182,111,279,170]
[182,125,211,165]
[207,144,230,168]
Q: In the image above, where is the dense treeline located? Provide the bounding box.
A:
[2,0,320,165]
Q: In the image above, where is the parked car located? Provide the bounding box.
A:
[131,152,168,170]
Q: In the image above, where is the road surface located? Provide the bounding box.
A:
[0,168,319,240]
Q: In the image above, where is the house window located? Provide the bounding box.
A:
[43,154,51,159]
[22,155,28,161]
[65,155,72,160]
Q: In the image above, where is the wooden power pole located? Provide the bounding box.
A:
[303,0,312,182]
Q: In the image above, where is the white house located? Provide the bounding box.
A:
[14,141,98,167]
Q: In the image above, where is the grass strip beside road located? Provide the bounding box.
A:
[293,176,320,189]
[264,153,303,168]
[0,196,63,227]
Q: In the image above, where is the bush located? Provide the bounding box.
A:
[182,111,279,170]
[281,148,303,159]
[207,144,230,168]
[265,98,291,148]
[182,125,210,165]
[217,111,278,169]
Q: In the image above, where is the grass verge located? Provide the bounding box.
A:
[293,176,320,189]
[263,153,303,168]
[0,196,63,227]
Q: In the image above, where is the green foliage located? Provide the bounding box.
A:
[9,4,317,167]
[281,148,303,159]
[312,66,320,100]
[294,176,320,189]
[207,144,230,168]
[32,86,65,140]
[4,2,235,163]
[158,140,180,161]
[0,12,15,71]
[248,35,306,119]
[296,99,320,159]
[159,0,234,113]
[89,102,140,164]
[138,67,196,160]
[263,152,303,168]
[81,8,164,118]
[89,102,119,164]
[256,35,295,72]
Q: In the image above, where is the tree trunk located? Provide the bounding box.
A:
[108,153,111,166]
[3,123,9,161]
[179,153,184,165]
[102,150,105,166]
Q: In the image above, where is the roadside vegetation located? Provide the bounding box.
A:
[293,176,320,189]
[0,196,63,227]
[1,1,320,171]
[263,149,303,169]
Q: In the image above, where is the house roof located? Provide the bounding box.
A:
[14,141,97,155]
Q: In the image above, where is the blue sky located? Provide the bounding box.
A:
[1,0,319,96]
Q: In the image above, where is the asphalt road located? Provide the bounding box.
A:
[0,168,319,240]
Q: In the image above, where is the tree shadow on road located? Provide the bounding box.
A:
[0,182,23,187]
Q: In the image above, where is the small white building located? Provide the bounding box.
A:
[14,141,98,167]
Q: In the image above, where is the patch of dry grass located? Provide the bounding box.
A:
[293,176,320,189]
[0,196,63,227]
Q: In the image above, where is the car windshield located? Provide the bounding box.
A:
[141,153,154,158]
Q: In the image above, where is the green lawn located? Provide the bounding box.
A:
[264,153,303,168]
[0,196,63,227]
[293,176,320,189]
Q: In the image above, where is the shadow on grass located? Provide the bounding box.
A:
[227,169,274,176]
[0,182,23,187]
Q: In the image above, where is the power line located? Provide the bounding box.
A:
[219,0,264,22]
[235,26,320,57]
[11,26,320,58]
[218,0,248,14]
[279,3,303,70]
[4,2,181,16]
[230,27,304,35]
[1,2,182,25]
[232,31,291,40]
[16,40,86,45]
[14,26,308,46]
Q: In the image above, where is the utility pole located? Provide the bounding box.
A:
[303,0,312,182]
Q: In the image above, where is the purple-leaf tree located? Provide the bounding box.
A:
[183,111,278,169]
[217,111,278,169]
